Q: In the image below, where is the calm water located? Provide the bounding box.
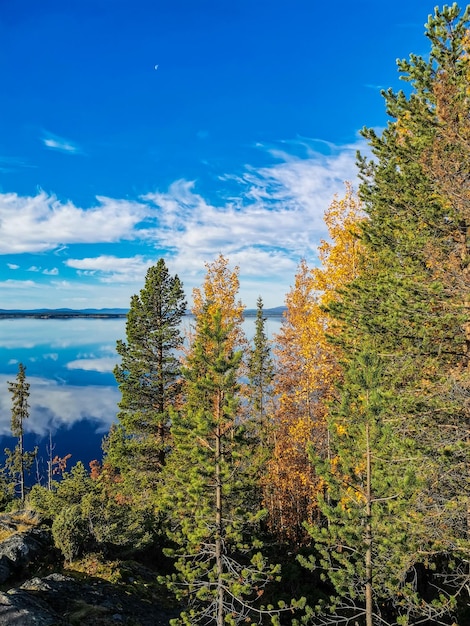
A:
[0,316,283,473]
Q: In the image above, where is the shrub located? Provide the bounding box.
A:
[52,504,92,562]
[27,484,59,518]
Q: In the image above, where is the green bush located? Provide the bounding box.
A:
[52,504,92,562]
[27,484,58,517]
[29,460,163,559]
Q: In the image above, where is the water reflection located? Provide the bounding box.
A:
[0,375,119,437]
[0,318,125,350]
[66,357,119,373]
[0,316,283,465]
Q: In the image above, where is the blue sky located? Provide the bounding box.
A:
[0,0,437,309]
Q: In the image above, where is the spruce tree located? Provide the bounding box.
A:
[247,296,274,445]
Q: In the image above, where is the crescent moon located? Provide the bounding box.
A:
[154,65,159,70]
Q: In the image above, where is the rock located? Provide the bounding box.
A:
[0,512,178,624]
[0,588,64,625]
[15,572,177,625]
[0,528,56,584]
[0,559,12,586]
[20,572,72,592]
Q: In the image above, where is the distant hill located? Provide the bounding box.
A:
[0,308,129,318]
[243,306,286,316]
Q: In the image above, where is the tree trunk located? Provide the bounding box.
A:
[365,422,373,626]
[215,391,224,626]
[19,431,24,503]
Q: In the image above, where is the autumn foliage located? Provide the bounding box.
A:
[265,184,364,543]
[191,253,246,354]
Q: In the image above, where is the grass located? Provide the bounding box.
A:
[65,553,124,584]
[0,509,41,541]
[0,529,15,542]
[11,509,41,526]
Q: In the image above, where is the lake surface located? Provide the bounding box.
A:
[0,316,283,476]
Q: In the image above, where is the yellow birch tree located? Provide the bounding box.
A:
[190,254,247,356]
[265,183,363,544]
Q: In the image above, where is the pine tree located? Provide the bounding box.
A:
[111,259,186,482]
[308,5,470,623]
[161,306,280,625]
[303,351,417,626]
[5,363,36,502]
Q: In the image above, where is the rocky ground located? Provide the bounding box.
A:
[0,511,179,625]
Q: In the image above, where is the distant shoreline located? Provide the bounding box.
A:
[0,309,285,320]
[0,309,129,319]
[0,313,128,319]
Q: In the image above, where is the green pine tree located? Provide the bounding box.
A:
[161,305,281,625]
[303,351,419,626]
[110,259,186,484]
[5,363,37,502]
[308,5,470,623]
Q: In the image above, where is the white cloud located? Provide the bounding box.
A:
[42,132,83,155]
[145,143,362,264]
[7,263,19,270]
[142,138,364,302]
[0,191,152,254]
[0,156,34,173]
[0,138,365,308]
[65,255,153,283]
[0,279,39,290]
[0,278,136,310]
[43,268,59,275]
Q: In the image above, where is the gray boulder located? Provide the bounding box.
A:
[0,527,55,584]
[0,587,64,625]
[0,512,178,624]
